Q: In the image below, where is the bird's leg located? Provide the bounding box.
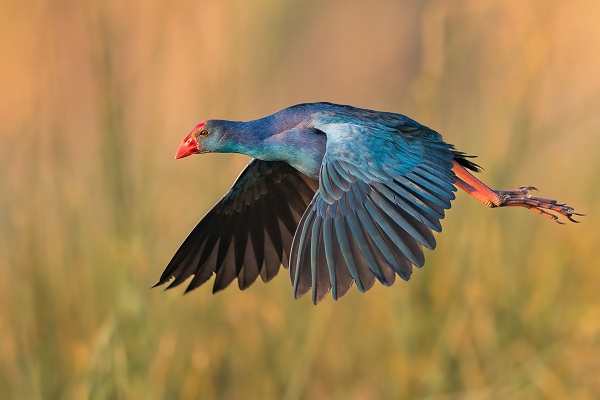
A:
[451,161,583,224]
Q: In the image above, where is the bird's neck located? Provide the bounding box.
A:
[216,119,273,157]
[215,117,325,178]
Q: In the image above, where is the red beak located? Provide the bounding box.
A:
[176,133,201,159]
[176,122,206,159]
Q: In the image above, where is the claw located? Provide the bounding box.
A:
[498,193,583,224]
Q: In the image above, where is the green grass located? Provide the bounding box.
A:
[1,1,599,398]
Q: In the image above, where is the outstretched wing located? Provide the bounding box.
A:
[157,159,318,294]
[290,118,458,304]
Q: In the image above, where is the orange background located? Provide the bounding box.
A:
[1,1,599,398]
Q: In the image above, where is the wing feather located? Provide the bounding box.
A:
[291,118,459,303]
[157,160,318,294]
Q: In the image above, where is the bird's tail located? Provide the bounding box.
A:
[451,149,481,172]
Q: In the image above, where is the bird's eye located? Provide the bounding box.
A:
[199,129,209,137]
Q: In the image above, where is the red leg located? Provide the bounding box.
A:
[451,161,583,223]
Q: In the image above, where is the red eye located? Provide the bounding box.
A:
[199,129,209,137]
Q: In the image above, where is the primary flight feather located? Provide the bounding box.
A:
[156,102,581,304]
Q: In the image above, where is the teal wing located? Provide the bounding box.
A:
[158,159,318,294]
[290,119,458,304]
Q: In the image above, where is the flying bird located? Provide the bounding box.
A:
[156,103,581,304]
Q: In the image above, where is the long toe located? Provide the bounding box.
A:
[496,186,538,196]
[501,194,582,223]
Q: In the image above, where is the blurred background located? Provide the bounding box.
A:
[1,0,599,398]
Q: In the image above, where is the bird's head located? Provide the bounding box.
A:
[175,121,223,159]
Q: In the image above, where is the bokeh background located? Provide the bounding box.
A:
[1,0,599,398]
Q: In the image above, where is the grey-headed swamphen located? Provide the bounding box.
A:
[156,103,581,304]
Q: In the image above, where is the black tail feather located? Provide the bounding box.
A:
[452,150,481,172]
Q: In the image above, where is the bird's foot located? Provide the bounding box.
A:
[494,187,584,224]
[451,161,583,224]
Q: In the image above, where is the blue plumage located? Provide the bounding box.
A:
[159,102,476,303]
[158,102,580,304]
